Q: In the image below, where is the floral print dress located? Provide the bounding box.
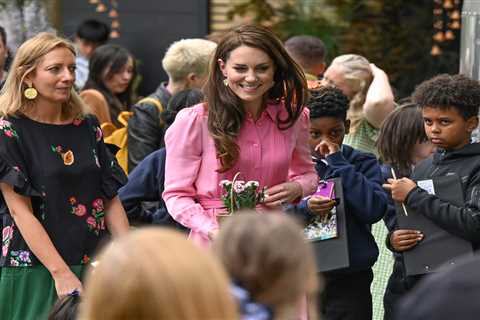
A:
[0,114,126,268]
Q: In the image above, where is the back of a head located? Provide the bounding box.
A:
[79,228,238,320]
[285,35,326,73]
[395,256,480,320]
[377,103,427,176]
[162,38,217,83]
[76,19,110,44]
[162,88,204,126]
[412,73,480,120]
[213,212,318,310]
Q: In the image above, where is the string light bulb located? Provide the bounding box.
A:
[96,3,107,12]
[110,30,120,38]
[450,10,460,20]
[450,20,461,29]
[109,9,118,18]
[445,30,455,40]
[443,0,454,9]
[431,45,442,56]
[433,31,445,42]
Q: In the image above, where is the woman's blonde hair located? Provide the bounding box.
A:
[0,32,89,118]
[79,228,238,320]
[330,54,373,132]
[213,212,320,319]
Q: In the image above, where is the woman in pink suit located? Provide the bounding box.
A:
[163,25,317,245]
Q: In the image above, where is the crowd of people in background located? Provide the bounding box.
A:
[0,17,479,320]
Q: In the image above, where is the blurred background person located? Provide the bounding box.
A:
[73,19,110,90]
[80,44,136,130]
[285,35,327,80]
[0,25,11,89]
[127,38,216,172]
[322,54,394,156]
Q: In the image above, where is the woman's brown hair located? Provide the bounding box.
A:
[205,24,308,172]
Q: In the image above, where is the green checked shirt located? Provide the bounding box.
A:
[343,119,379,157]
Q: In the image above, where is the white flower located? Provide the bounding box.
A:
[233,181,246,193]
[219,180,232,187]
[245,181,259,188]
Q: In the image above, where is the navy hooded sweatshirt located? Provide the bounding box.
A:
[293,144,388,273]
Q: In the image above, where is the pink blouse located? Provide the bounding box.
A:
[163,102,317,245]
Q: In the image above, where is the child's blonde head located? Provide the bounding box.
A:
[329,54,373,132]
[80,228,238,320]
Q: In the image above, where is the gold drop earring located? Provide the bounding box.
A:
[223,78,229,87]
[24,84,38,100]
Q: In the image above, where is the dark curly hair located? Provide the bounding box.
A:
[307,86,350,121]
[412,74,480,119]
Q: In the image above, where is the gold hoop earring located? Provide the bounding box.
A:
[24,85,38,100]
[223,78,229,87]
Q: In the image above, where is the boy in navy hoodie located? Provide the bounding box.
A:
[385,74,480,252]
[294,87,388,320]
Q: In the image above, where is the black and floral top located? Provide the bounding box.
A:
[0,114,126,267]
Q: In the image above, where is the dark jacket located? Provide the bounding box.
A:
[294,145,388,272]
[405,143,480,249]
[127,83,171,172]
[395,255,480,320]
[118,148,185,230]
[381,164,422,320]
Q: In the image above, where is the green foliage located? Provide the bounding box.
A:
[227,0,275,23]
[0,0,33,8]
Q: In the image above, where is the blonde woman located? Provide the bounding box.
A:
[322,54,395,156]
[213,212,320,320]
[0,33,129,320]
[79,228,239,320]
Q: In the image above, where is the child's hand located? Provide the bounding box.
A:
[383,178,417,203]
[315,140,340,157]
[307,195,336,217]
[390,229,423,252]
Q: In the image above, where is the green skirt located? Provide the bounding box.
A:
[0,265,84,320]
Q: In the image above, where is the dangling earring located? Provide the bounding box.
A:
[223,78,229,87]
[24,84,38,100]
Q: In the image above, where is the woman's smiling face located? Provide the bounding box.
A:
[218,45,275,110]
